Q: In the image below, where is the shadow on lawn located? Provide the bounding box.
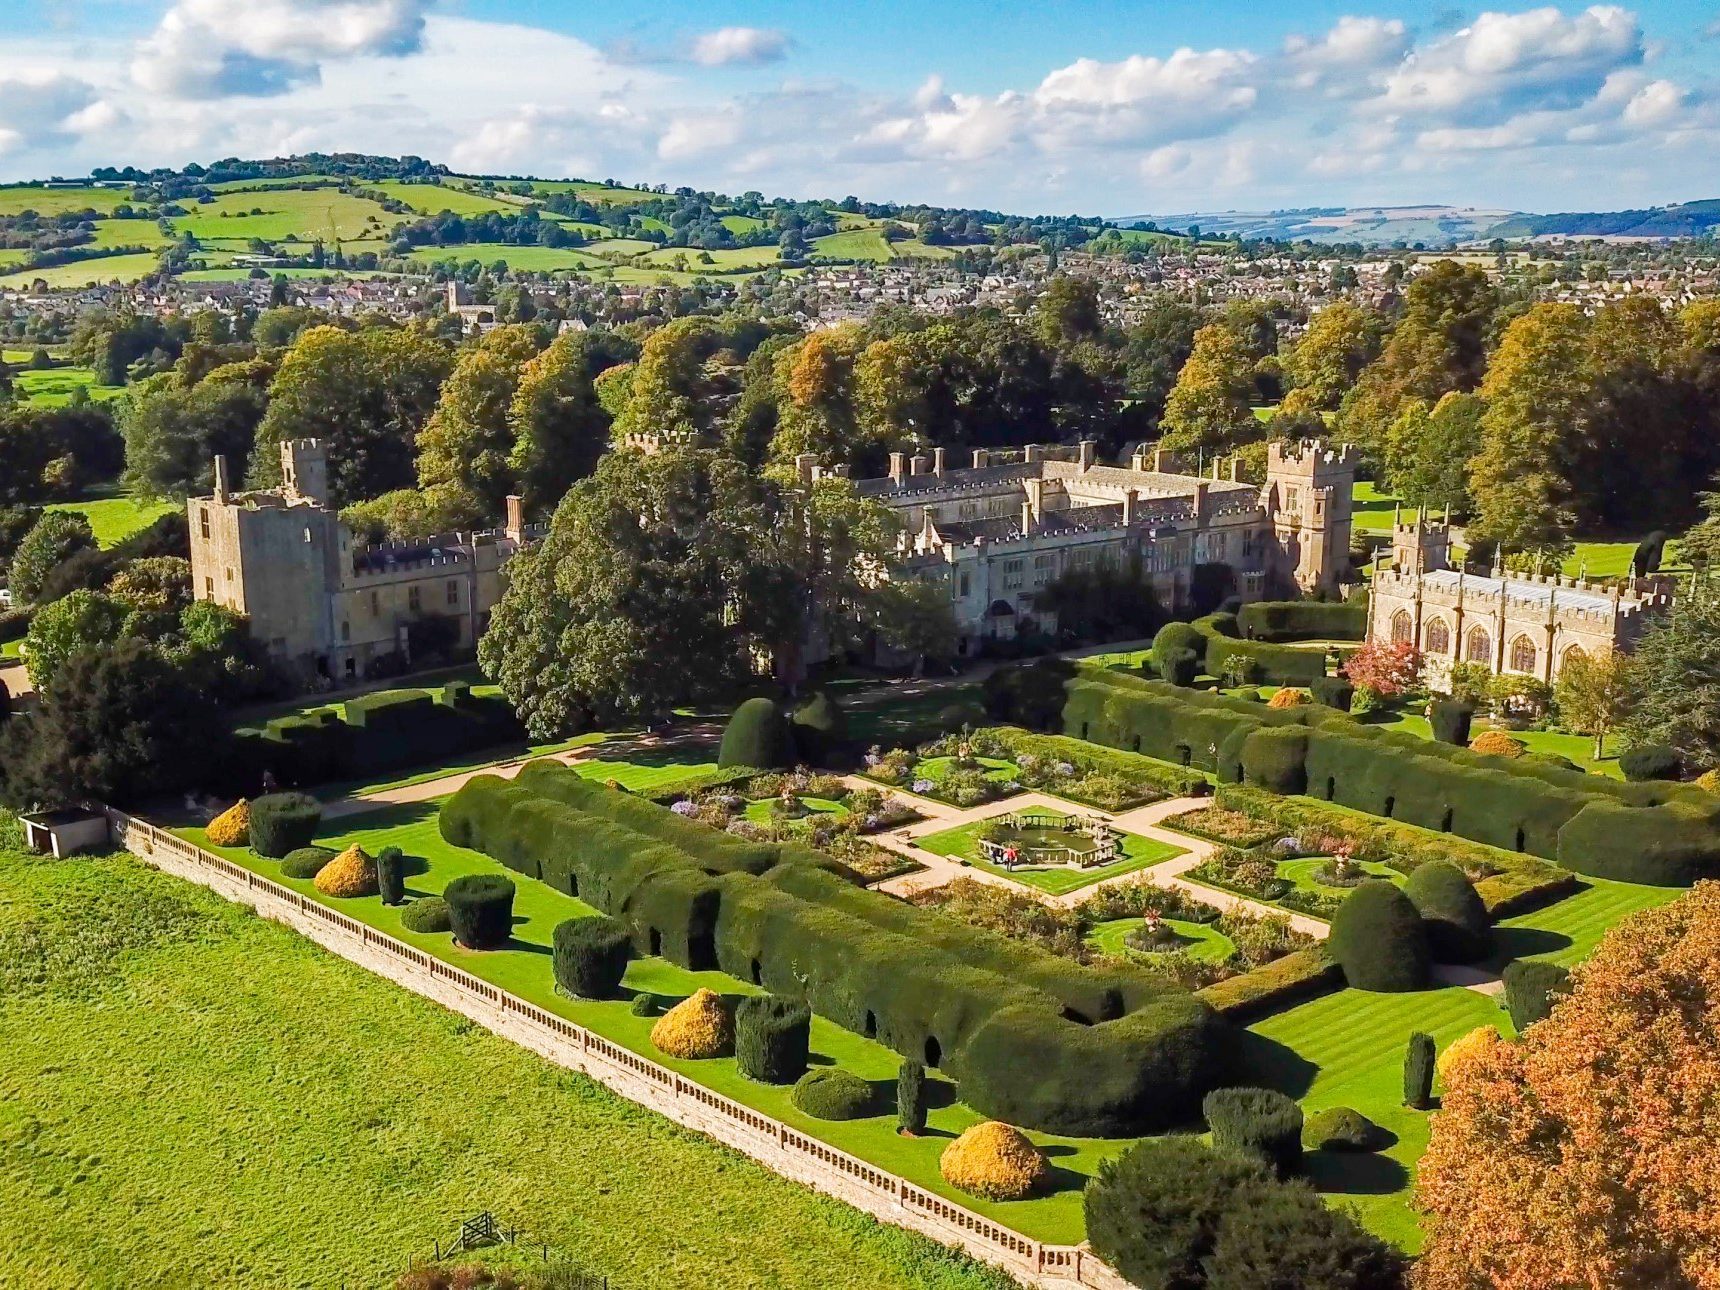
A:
[1229,1030,1319,1100]
[1306,1148,1410,1196]
[1489,924,1573,962]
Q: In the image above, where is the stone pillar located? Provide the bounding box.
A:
[932,446,946,477]
[889,452,905,485]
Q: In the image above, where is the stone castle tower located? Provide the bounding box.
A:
[1261,440,1359,594]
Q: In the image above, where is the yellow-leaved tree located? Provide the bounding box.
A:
[1416,883,1720,1289]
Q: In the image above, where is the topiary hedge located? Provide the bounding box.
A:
[280,846,334,880]
[1004,665,1720,886]
[792,1067,875,1121]
[206,799,250,847]
[1403,1032,1436,1109]
[401,896,451,934]
[1429,699,1473,746]
[552,916,634,999]
[1236,600,1367,643]
[314,844,378,898]
[249,792,322,858]
[651,988,732,1058]
[441,759,1229,1136]
[1330,882,1430,992]
[1303,1106,1383,1152]
[1310,675,1354,711]
[897,1058,928,1134]
[939,1121,1050,1200]
[735,994,812,1084]
[1620,743,1681,782]
[1402,860,1491,963]
[1204,1086,1304,1179]
[1194,946,1342,1019]
[443,873,515,950]
[1501,958,1571,1032]
[717,697,796,769]
[377,845,406,906]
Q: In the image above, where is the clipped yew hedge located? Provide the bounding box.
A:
[991,665,1720,887]
[249,792,322,858]
[1236,600,1367,643]
[441,759,1229,1136]
[1330,882,1429,992]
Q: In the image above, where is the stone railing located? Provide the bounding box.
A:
[102,808,1132,1290]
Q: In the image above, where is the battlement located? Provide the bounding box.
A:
[1267,438,1361,477]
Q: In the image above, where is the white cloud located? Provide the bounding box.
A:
[1285,16,1410,93]
[690,27,789,68]
[133,0,430,98]
[0,71,103,152]
[659,113,743,161]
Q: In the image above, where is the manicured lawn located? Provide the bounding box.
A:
[1361,707,1624,778]
[46,491,175,547]
[0,847,1016,1290]
[179,803,1127,1244]
[917,818,1183,896]
[742,795,850,826]
[1351,480,1402,533]
[1490,875,1679,968]
[1087,916,1235,962]
[1247,984,1506,1252]
[915,754,1021,786]
[1563,538,1688,580]
[1276,856,1403,897]
[845,684,984,746]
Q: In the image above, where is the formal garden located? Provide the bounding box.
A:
[139,632,1715,1281]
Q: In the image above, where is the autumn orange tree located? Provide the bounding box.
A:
[1415,883,1720,1289]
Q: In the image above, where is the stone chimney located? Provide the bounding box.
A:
[1024,478,1044,526]
[1130,445,1150,472]
[1020,499,1035,535]
[888,451,905,485]
[212,455,230,505]
[932,446,947,477]
[796,453,818,486]
[504,495,525,542]
[1024,444,1043,464]
[1078,440,1095,472]
[1123,489,1137,525]
[1153,448,1169,473]
[972,448,989,469]
[1229,457,1241,482]
[1193,480,1210,522]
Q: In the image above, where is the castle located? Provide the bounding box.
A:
[846,438,1357,653]
[1366,510,1673,688]
[189,440,539,684]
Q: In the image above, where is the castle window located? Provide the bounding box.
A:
[1510,636,1537,673]
[204,577,213,597]
[958,573,971,598]
[199,508,210,540]
[1425,618,1450,655]
[1003,559,1024,590]
[446,580,459,606]
[1466,626,1492,665]
[371,591,379,616]
[303,527,313,544]
[408,586,422,613]
[1390,610,1413,646]
[340,620,350,642]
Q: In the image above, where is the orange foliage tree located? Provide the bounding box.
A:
[1415,882,1720,1288]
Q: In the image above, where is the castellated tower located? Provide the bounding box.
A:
[281,438,330,506]
[1262,440,1359,594]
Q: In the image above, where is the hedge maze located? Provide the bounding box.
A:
[989,663,1720,887]
[440,758,1228,1136]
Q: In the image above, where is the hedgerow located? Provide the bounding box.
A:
[1194,946,1342,1019]
[1236,600,1367,643]
[441,759,1228,1136]
[991,665,1720,887]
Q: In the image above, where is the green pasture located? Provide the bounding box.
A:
[373,180,530,217]
[46,492,175,547]
[640,245,783,271]
[0,184,137,215]
[169,189,399,244]
[12,365,124,408]
[0,253,161,289]
[0,847,1016,1290]
[404,243,610,272]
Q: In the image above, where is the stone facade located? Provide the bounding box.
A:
[850,438,1356,653]
[1366,512,1673,689]
[189,440,539,684]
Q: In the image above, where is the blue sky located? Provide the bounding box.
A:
[3,1,1717,214]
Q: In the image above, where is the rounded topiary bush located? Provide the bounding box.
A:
[1268,688,1309,709]
[650,988,732,1059]
[376,845,406,906]
[940,1121,1050,1200]
[314,844,378,898]
[552,916,634,1000]
[1429,698,1473,746]
[1330,881,1430,992]
[1620,742,1681,782]
[792,1067,874,1121]
[629,993,656,1017]
[1158,646,1199,688]
[280,846,334,880]
[1303,1106,1383,1152]
[717,697,796,770]
[735,994,812,1084]
[1468,730,1526,759]
[1239,727,1310,795]
[400,897,451,934]
[1502,958,1571,1032]
[1231,687,1263,704]
[790,690,846,763]
[1204,1086,1304,1178]
[1153,621,1204,674]
[443,873,515,950]
[206,799,250,847]
[249,792,322,858]
[1403,859,1491,963]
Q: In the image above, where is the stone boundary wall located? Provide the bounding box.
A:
[102,809,1134,1290]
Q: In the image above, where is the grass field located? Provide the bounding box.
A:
[1087,916,1235,962]
[179,799,1127,1244]
[1490,875,1678,967]
[0,184,137,215]
[640,245,783,271]
[0,253,162,289]
[509,179,657,206]
[12,365,124,408]
[721,214,767,234]
[587,238,660,259]
[404,243,610,272]
[169,189,399,244]
[1361,707,1623,777]
[85,219,171,250]
[917,817,1183,896]
[46,491,175,547]
[0,847,1017,1290]
[1352,480,1402,533]
[813,229,896,261]
[373,180,531,217]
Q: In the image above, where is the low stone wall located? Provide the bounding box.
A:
[104,809,1132,1290]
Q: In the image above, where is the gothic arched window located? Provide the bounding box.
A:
[1560,645,1588,676]
[1510,636,1537,674]
[1390,610,1413,646]
[1466,626,1492,665]
[1424,618,1450,656]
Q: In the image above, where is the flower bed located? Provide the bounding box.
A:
[1187,848,1292,902]
[1161,805,1280,848]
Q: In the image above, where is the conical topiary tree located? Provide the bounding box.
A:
[897,1058,928,1135]
[1404,1032,1436,1109]
[718,697,796,769]
[1330,881,1430,992]
[1403,860,1491,963]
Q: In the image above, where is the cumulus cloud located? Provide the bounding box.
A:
[0,71,106,153]
[133,0,430,98]
[690,27,789,68]
[1284,16,1410,94]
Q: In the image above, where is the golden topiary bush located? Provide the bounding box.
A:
[1695,768,1720,794]
[1268,688,1310,709]
[1436,1024,1500,1082]
[939,1121,1050,1200]
[206,799,250,847]
[314,844,379,898]
[650,988,733,1059]
[1468,731,1527,759]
